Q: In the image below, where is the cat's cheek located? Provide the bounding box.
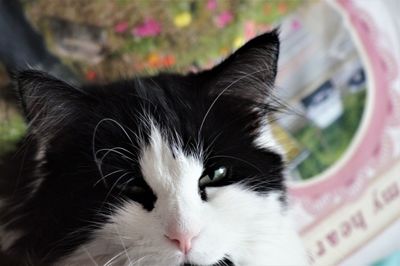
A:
[186,222,236,265]
[204,185,301,264]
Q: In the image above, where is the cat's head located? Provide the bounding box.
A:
[1,31,306,265]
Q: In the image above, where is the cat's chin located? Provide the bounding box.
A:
[58,246,231,266]
[59,256,232,266]
[183,257,233,266]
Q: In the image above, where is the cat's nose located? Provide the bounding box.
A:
[165,231,199,254]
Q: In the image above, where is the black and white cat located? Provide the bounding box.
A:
[0,31,307,266]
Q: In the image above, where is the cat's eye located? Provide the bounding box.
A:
[116,178,147,194]
[125,185,147,194]
[199,166,228,186]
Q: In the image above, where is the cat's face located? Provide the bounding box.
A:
[0,31,307,265]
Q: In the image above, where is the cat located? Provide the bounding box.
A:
[0,30,308,266]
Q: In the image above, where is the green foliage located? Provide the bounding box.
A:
[25,0,302,80]
[0,114,26,156]
[294,89,367,180]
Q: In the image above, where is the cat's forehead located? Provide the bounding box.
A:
[139,121,203,195]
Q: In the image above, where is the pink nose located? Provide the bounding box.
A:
[165,231,198,254]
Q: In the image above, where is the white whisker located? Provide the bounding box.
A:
[93,169,125,187]
[83,247,99,266]
[104,171,132,201]
[103,250,127,266]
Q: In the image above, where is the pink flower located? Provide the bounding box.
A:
[132,19,161,37]
[291,19,302,31]
[215,11,233,28]
[206,0,217,10]
[244,21,256,40]
[114,21,129,33]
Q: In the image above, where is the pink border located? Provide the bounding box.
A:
[289,0,391,202]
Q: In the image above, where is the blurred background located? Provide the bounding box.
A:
[0,0,399,265]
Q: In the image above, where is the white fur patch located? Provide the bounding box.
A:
[61,123,307,266]
[254,118,286,158]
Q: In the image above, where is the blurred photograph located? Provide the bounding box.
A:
[0,1,399,266]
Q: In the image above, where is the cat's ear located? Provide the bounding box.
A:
[15,70,86,134]
[207,30,280,102]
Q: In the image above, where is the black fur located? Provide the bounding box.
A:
[0,31,284,265]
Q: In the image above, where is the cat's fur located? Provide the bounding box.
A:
[0,31,307,265]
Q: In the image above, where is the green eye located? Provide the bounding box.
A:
[199,166,228,186]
